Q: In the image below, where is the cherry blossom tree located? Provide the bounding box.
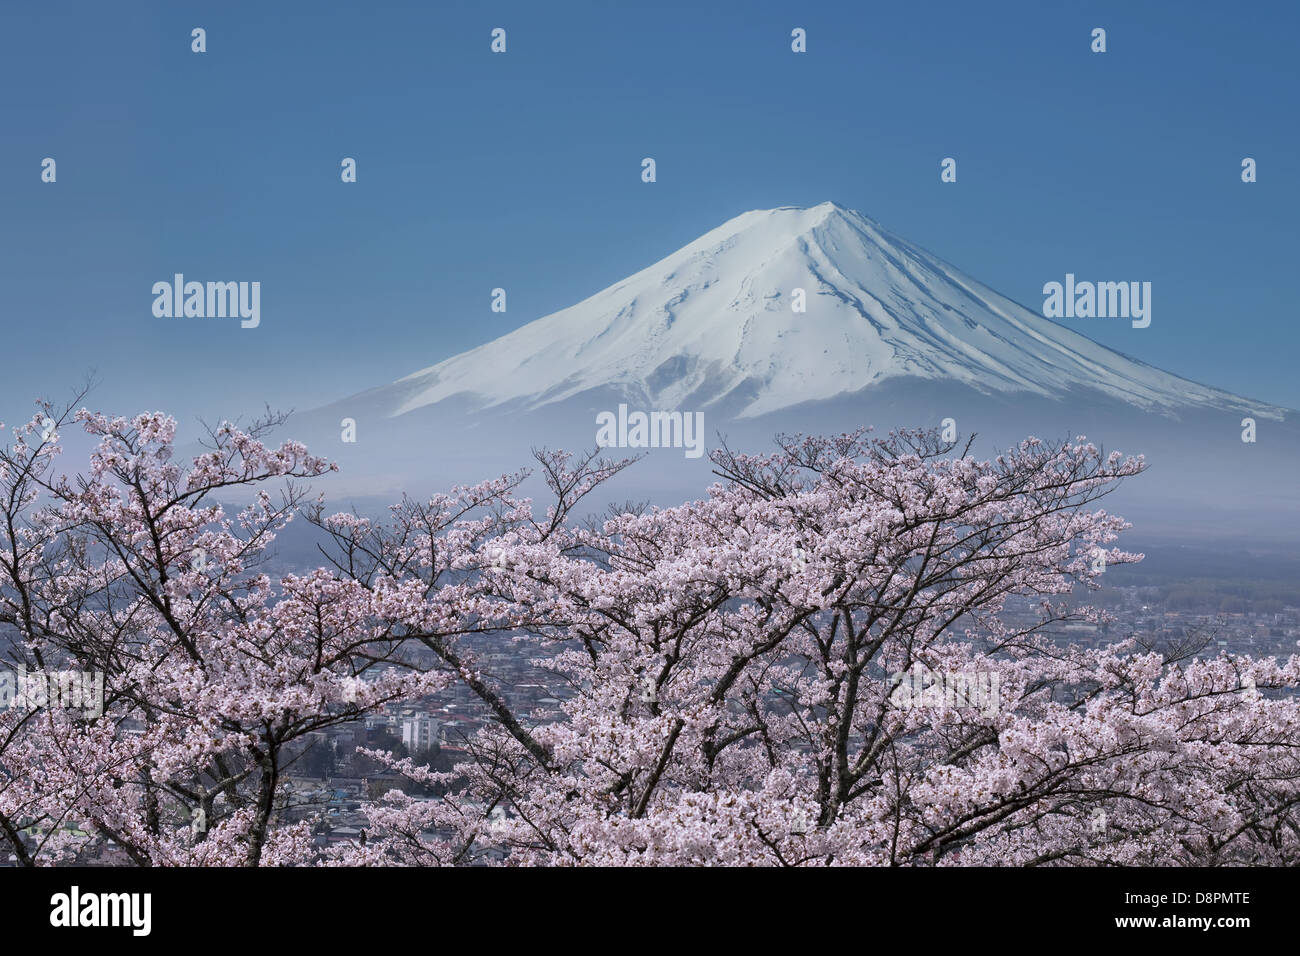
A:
[319,429,1300,866]
[3,402,1298,867]
[0,399,444,865]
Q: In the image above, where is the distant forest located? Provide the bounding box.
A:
[1100,542,1300,613]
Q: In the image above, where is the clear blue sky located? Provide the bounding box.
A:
[2,0,1297,426]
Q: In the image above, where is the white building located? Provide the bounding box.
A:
[401,713,440,753]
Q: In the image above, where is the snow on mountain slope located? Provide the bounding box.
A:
[379,202,1287,421]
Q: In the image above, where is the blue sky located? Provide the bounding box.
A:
[2,0,1297,427]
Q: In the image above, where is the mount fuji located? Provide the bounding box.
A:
[345,202,1284,422]
[298,202,1297,539]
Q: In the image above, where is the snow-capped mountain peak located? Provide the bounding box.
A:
[379,202,1284,421]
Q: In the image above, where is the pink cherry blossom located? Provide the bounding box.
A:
[2,404,1297,867]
